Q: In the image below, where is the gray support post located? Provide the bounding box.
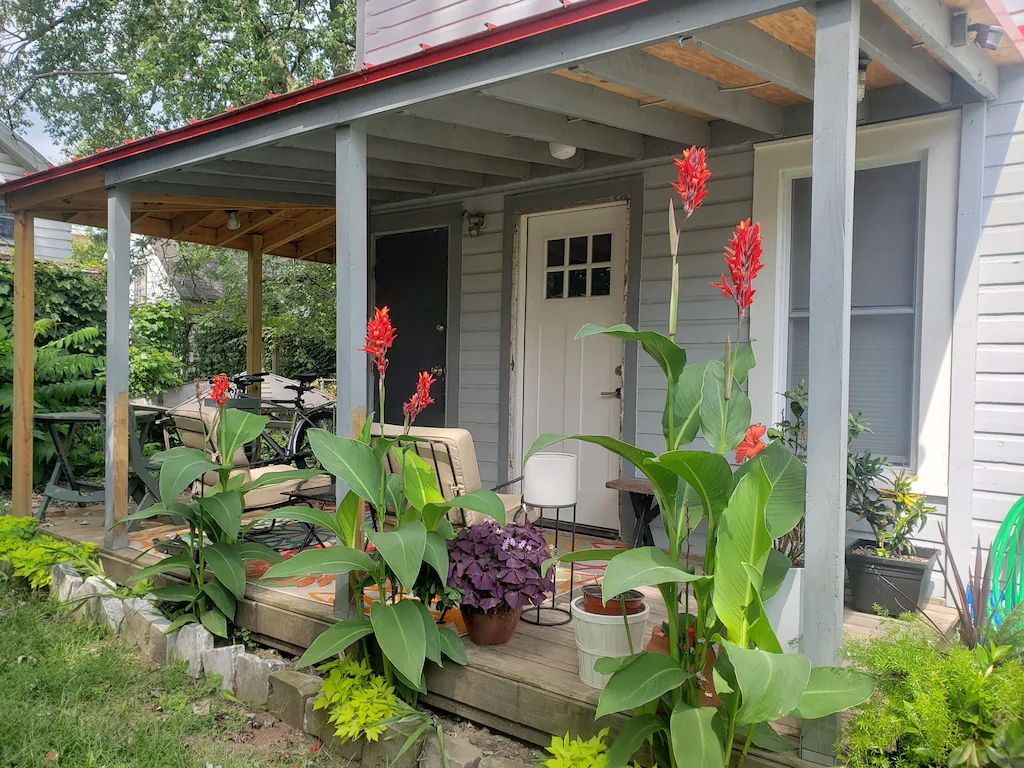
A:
[333,121,368,618]
[802,0,860,763]
[105,185,132,550]
[946,102,986,584]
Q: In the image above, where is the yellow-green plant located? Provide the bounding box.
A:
[315,658,401,742]
[543,729,610,768]
[0,515,98,588]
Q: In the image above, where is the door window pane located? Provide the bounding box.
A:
[592,233,612,263]
[546,239,565,267]
[787,162,920,465]
[568,269,588,297]
[591,267,611,297]
[569,236,588,265]
[546,271,564,299]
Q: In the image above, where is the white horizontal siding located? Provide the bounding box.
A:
[1,149,72,262]
[977,81,1024,526]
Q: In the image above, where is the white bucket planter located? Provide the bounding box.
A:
[570,596,649,689]
[763,567,803,653]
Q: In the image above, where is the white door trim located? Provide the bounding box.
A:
[510,200,629,514]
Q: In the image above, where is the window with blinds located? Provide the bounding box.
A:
[787,162,922,466]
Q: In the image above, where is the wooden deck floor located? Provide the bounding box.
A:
[42,506,959,762]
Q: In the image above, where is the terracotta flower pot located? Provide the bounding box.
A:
[646,627,720,707]
[465,607,522,646]
[582,585,646,616]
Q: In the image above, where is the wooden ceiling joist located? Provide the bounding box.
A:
[214,210,282,247]
[260,210,336,252]
[482,74,710,145]
[407,93,645,158]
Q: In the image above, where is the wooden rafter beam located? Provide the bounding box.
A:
[873,0,998,100]
[2,167,104,212]
[260,210,336,251]
[214,210,282,247]
[578,49,785,135]
[482,74,710,145]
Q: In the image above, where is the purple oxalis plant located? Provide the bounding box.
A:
[447,521,554,613]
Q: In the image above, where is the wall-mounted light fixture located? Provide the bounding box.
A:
[952,13,1005,50]
[226,210,241,230]
[464,210,486,237]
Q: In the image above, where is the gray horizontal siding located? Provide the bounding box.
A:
[973,68,1024,546]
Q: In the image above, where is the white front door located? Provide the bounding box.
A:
[520,203,628,531]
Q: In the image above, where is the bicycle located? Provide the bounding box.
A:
[221,372,336,469]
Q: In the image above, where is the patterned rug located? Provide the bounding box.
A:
[128,516,627,631]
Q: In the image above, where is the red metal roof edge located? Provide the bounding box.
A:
[0,0,649,198]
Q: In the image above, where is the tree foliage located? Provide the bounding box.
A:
[1,0,356,154]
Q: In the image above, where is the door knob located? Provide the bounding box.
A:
[430,365,445,377]
[600,388,622,399]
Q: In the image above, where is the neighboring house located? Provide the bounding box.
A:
[3,0,1023,721]
[0,122,72,262]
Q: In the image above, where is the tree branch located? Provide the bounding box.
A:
[13,69,127,104]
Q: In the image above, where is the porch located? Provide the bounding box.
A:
[1,0,1016,762]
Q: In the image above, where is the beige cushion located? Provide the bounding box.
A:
[199,465,332,511]
[370,423,521,527]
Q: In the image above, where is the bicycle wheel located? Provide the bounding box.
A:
[294,408,336,469]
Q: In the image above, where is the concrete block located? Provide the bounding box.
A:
[121,598,163,651]
[235,653,287,707]
[49,563,78,594]
[97,596,126,632]
[478,758,530,768]
[362,721,425,768]
[304,693,362,761]
[421,733,482,768]
[268,670,322,731]
[55,572,84,604]
[174,624,214,678]
[202,645,245,692]
[71,576,117,622]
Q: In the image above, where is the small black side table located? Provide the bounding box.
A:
[521,502,578,627]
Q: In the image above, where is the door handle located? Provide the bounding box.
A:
[600,388,622,399]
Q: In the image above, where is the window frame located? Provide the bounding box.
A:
[749,112,959,496]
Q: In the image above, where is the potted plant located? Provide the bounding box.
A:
[447,520,553,646]
[572,585,650,689]
[846,453,937,615]
[581,585,645,616]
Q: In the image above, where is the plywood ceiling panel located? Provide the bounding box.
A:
[750,6,904,88]
[556,69,718,120]
[643,41,808,106]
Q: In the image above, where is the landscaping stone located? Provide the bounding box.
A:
[71,576,117,622]
[421,731,483,768]
[362,721,425,768]
[202,645,245,692]
[49,563,78,596]
[303,693,362,761]
[268,670,322,731]
[478,757,530,768]
[235,653,287,707]
[96,595,126,632]
[54,571,83,604]
[174,624,214,678]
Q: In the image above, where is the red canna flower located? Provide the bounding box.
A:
[712,219,764,322]
[735,424,767,463]
[209,373,230,409]
[360,306,397,377]
[402,371,437,424]
[672,146,711,219]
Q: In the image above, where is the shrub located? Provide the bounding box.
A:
[0,515,99,588]
[543,729,610,768]
[129,346,184,399]
[315,658,401,743]
[842,625,1024,767]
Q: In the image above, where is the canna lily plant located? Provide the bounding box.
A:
[258,306,509,699]
[533,147,875,768]
[120,375,316,637]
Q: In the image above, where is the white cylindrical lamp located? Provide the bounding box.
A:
[523,452,578,507]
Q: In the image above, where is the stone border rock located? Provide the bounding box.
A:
[45,562,532,768]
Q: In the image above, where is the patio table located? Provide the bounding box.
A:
[606,476,659,548]
[34,408,161,520]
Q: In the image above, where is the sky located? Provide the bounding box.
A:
[18,109,63,164]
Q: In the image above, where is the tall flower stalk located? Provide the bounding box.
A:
[668,148,711,343]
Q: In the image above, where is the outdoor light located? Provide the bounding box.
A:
[857,56,871,103]
[971,22,1005,50]
[226,210,240,230]
[549,142,577,160]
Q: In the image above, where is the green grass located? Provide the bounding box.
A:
[0,581,324,768]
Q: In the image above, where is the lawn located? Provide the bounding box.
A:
[0,580,323,768]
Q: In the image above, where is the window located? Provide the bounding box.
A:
[543,233,613,299]
[787,163,922,465]
[0,198,13,249]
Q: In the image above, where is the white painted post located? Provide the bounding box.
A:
[946,102,986,586]
[334,122,368,619]
[105,185,132,550]
[802,0,860,763]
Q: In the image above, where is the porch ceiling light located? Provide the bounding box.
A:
[226,210,241,230]
[549,142,577,160]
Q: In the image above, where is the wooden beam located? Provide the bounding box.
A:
[132,182,334,209]
[334,122,368,619]
[3,167,104,212]
[273,224,337,260]
[214,210,282,247]
[857,0,952,105]
[11,212,34,517]
[247,234,264,396]
[168,210,213,238]
[409,93,644,158]
[483,74,710,144]
[579,49,785,135]
[366,115,583,168]
[687,20,815,99]
[874,0,998,100]
[261,210,337,251]
[105,186,131,550]
[803,0,860,762]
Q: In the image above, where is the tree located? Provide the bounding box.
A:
[1,0,356,155]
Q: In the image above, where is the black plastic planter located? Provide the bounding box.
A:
[846,539,939,616]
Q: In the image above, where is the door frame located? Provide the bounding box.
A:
[499,175,645,529]
[369,204,464,427]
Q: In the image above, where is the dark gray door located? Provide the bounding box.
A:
[372,227,448,427]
